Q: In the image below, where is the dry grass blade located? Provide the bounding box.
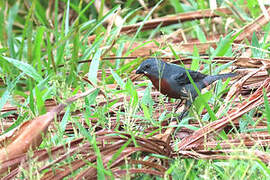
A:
[121,8,232,33]
[113,169,164,177]
[178,149,270,164]
[235,7,270,42]
[201,131,270,149]
[29,131,172,179]
[172,56,270,68]
[216,67,263,117]
[0,130,172,179]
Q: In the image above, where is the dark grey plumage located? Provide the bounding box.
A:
[136,58,237,119]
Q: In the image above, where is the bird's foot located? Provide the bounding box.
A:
[178,110,188,121]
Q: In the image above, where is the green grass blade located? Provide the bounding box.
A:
[106,59,138,83]
[84,5,120,38]
[33,26,45,74]
[211,31,241,58]
[54,0,59,40]
[251,32,262,58]
[7,2,19,58]
[126,79,139,109]
[1,56,43,82]
[65,0,70,36]
[35,86,46,115]
[18,1,35,60]
[193,22,206,43]
[190,46,200,71]
[255,160,270,177]
[88,49,101,85]
[110,68,125,89]
[75,121,107,179]
[0,1,6,46]
[263,89,270,134]
[29,84,35,115]
[107,138,132,168]
[127,0,162,51]
[0,73,23,111]
[34,0,49,27]
[169,0,184,12]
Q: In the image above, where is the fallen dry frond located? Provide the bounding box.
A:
[176,76,270,150]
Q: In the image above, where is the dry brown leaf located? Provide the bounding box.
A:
[0,89,96,173]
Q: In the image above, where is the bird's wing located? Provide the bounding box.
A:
[173,70,207,85]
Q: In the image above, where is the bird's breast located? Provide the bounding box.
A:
[147,75,181,99]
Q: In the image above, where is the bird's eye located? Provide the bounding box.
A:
[145,64,150,69]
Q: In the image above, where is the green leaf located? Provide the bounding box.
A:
[141,85,154,106]
[251,32,262,58]
[263,89,270,134]
[107,138,132,168]
[127,0,162,51]
[54,0,59,40]
[34,0,49,26]
[193,22,206,43]
[141,103,151,120]
[197,0,206,9]
[213,60,235,75]
[1,56,43,82]
[1,112,29,136]
[85,5,120,37]
[0,3,6,45]
[75,121,107,179]
[124,40,153,56]
[35,86,46,115]
[7,2,19,57]
[33,26,45,74]
[74,0,95,23]
[0,73,23,111]
[212,31,240,58]
[87,89,100,105]
[18,1,35,60]
[190,46,200,71]
[125,79,138,109]
[88,49,101,85]
[65,0,71,36]
[255,160,270,177]
[29,82,35,115]
[110,68,125,89]
[193,91,212,115]
[169,0,184,12]
[60,106,70,136]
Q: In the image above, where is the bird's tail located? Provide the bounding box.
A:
[202,73,237,87]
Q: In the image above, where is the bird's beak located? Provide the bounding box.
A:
[136,66,143,74]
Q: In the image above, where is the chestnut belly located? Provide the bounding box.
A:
[148,75,182,99]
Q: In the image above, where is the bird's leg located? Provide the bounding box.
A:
[178,110,188,120]
[178,100,192,121]
[175,98,183,110]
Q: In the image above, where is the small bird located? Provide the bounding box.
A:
[136,58,237,120]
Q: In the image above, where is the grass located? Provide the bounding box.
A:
[0,0,270,179]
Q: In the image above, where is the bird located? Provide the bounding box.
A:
[136,58,237,120]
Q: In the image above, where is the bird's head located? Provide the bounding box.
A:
[136,58,166,78]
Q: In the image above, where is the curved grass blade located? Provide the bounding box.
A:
[1,56,43,82]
